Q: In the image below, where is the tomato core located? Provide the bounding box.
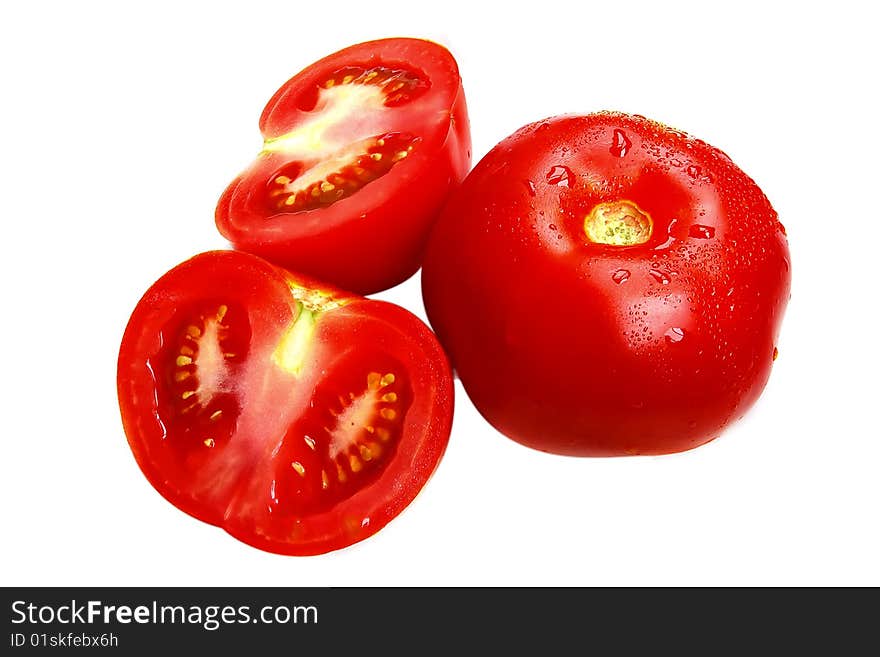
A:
[584,200,653,246]
[271,304,317,376]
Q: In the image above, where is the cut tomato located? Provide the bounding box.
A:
[117,251,453,555]
[216,38,471,295]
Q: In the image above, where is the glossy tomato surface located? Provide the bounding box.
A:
[216,38,471,295]
[422,112,791,456]
[118,251,453,554]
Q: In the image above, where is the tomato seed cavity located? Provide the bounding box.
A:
[267,133,419,213]
[270,366,411,516]
[148,302,250,454]
[322,65,430,107]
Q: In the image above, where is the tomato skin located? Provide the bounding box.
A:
[216,38,471,295]
[422,112,791,456]
[118,251,453,554]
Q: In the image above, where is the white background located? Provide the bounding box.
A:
[2,0,877,586]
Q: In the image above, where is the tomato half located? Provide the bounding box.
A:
[215,38,471,295]
[117,251,453,554]
[422,112,791,457]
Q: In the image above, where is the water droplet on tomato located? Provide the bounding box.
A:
[686,165,701,178]
[772,346,779,361]
[665,327,685,343]
[523,179,537,196]
[653,217,679,251]
[548,223,557,231]
[546,165,572,187]
[610,129,631,157]
[649,269,672,285]
[689,224,715,239]
[612,269,631,284]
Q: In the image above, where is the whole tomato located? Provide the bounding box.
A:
[422,112,791,456]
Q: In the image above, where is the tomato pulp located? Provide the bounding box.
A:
[216,38,471,295]
[118,251,453,554]
[422,112,791,456]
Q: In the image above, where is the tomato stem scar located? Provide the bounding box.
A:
[584,200,653,246]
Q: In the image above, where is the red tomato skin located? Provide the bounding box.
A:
[118,251,453,555]
[216,38,472,295]
[422,112,791,456]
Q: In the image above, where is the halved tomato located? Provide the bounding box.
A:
[216,38,471,295]
[117,251,453,555]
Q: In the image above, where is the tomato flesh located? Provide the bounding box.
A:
[118,251,453,554]
[216,38,471,295]
[422,112,791,457]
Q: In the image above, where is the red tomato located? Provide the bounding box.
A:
[422,112,791,456]
[117,251,453,554]
[215,38,471,295]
